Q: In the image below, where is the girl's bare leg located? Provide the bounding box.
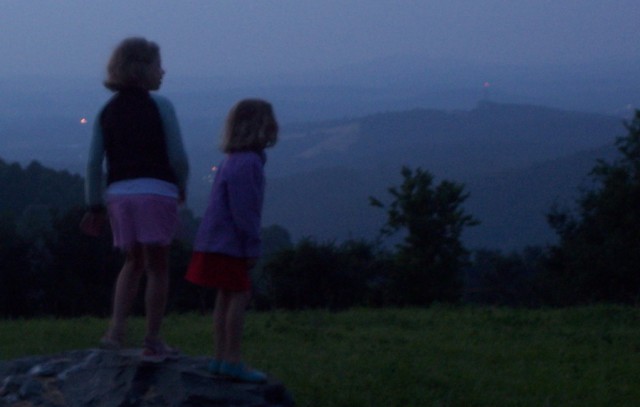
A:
[213,290,230,360]
[223,290,251,363]
[143,244,170,341]
[215,289,265,382]
[107,244,145,342]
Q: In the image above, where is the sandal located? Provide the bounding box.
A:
[98,334,123,350]
[141,337,180,363]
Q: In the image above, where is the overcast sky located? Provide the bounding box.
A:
[1,0,639,81]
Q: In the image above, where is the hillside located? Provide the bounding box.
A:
[0,99,627,251]
[462,143,618,249]
[264,101,623,177]
[261,143,617,251]
[252,102,626,250]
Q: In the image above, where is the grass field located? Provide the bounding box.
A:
[1,306,639,406]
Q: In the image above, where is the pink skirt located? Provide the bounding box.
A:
[185,252,251,292]
[106,194,178,250]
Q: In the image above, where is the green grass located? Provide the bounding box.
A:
[2,306,640,406]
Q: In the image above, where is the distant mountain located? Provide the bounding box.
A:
[266,101,623,178]
[0,86,629,251]
[250,102,626,251]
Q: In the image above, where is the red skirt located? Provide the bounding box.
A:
[185,252,251,292]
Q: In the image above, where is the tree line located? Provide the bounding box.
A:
[1,111,640,317]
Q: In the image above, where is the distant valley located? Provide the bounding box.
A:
[0,78,630,251]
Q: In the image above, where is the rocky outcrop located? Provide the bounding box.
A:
[0,349,294,406]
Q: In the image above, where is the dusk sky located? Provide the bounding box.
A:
[1,1,639,81]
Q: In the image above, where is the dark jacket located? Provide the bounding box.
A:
[193,151,266,258]
[100,88,177,186]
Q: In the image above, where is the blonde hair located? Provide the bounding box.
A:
[103,37,160,91]
[220,99,278,152]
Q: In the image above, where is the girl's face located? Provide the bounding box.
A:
[148,57,165,90]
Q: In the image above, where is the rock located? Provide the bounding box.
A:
[0,349,295,406]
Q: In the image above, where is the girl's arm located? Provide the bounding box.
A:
[227,155,264,258]
[152,94,190,200]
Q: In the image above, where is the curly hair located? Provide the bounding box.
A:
[103,37,161,91]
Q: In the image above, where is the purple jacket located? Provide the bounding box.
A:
[193,151,266,258]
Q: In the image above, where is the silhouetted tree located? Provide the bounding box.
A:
[465,247,545,307]
[545,110,640,304]
[0,212,31,317]
[262,238,386,310]
[48,206,120,316]
[0,159,83,215]
[370,166,479,305]
[260,224,293,259]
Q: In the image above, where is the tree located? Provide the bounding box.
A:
[0,212,31,317]
[260,224,293,259]
[0,159,83,216]
[261,238,387,310]
[370,166,479,305]
[465,247,545,307]
[47,206,120,316]
[546,110,640,304]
